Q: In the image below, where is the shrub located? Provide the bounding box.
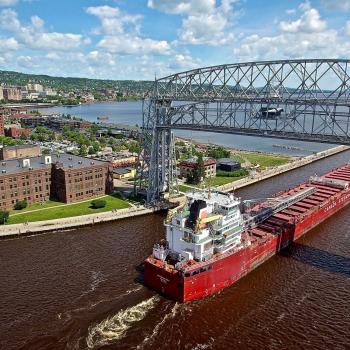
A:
[14,200,28,210]
[90,199,107,209]
[217,169,249,177]
[0,210,9,224]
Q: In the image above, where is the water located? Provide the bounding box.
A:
[41,102,334,157]
[1,151,350,349]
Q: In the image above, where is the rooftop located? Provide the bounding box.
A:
[1,144,39,151]
[181,157,216,166]
[113,167,133,175]
[217,158,240,165]
[186,190,240,208]
[0,153,107,175]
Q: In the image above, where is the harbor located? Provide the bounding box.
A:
[0,149,349,349]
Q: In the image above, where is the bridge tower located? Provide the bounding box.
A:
[137,97,178,204]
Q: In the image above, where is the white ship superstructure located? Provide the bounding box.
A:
[154,191,246,264]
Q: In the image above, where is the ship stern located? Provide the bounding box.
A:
[144,257,184,302]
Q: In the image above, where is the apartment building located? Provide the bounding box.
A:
[0,153,113,210]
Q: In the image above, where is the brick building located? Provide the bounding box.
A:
[22,116,91,130]
[3,87,22,101]
[0,115,4,136]
[180,157,216,180]
[50,155,113,203]
[0,153,113,210]
[4,125,32,139]
[0,144,41,161]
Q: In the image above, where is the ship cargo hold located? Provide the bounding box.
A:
[144,164,350,302]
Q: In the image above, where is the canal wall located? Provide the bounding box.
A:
[217,145,350,193]
[0,206,157,239]
[1,145,348,238]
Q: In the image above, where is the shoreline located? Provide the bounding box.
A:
[2,145,348,238]
[0,205,165,240]
[217,145,350,192]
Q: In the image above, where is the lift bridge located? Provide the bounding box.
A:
[137,59,350,204]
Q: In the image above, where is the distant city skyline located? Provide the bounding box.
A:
[0,0,350,80]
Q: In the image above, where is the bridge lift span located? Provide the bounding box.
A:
[136,59,350,204]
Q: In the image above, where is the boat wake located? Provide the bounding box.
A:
[86,296,159,349]
[136,302,180,349]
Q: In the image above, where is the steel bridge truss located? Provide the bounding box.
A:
[137,59,350,203]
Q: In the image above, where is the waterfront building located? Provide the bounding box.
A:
[3,87,22,101]
[0,144,41,160]
[113,167,136,179]
[22,116,91,130]
[217,158,241,172]
[50,155,113,204]
[180,157,216,179]
[0,153,113,210]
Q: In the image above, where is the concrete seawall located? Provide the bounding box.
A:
[1,145,348,238]
[217,145,350,193]
[0,206,157,239]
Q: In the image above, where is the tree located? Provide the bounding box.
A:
[0,210,9,224]
[14,200,27,210]
[88,147,95,155]
[129,141,140,154]
[79,145,88,156]
[92,141,100,153]
[206,146,230,159]
[88,123,99,136]
[193,153,205,184]
[90,199,106,209]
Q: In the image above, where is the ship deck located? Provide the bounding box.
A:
[249,164,350,244]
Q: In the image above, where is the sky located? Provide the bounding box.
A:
[0,0,350,80]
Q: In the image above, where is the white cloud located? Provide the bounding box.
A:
[149,0,238,46]
[321,0,350,11]
[0,9,86,51]
[0,37,18,50]
[169,53,201,70]
[147,0,215,15]
[346,21,350,36]
[280,2,326,33]
[97,35,170,55]
[0,0,17,6]
[86,5,142,35]
[86,5,171,55]
[234,2,350,61]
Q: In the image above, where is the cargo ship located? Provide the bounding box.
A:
[144,164,350,302]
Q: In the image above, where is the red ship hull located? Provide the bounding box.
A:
[144,165,350,302]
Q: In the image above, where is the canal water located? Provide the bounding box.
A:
[1,150,350,349]
[41,101,334,157]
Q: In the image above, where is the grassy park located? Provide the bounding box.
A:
[231,151,290,168]
[7,194,130,225]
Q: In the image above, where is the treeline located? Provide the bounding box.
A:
[0,70,154,94]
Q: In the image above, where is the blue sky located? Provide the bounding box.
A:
[0,0,349,80]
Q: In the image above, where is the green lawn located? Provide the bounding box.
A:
[179,184,193,193]
[205,176,247,187]
[10,200,62,214]
[180,175,247,191]
[7,194,130,224]
[231,152,290,168]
